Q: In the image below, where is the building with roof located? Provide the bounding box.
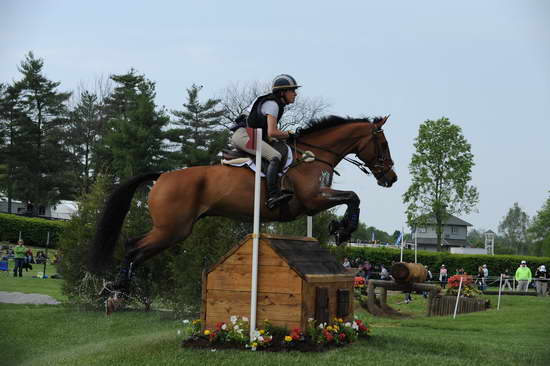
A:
[408,214,473,252]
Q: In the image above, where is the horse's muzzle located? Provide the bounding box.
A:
[377,169,397,188]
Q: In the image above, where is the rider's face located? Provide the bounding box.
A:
[283,89,297,104]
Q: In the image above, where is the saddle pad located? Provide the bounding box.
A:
[222,145,293,177]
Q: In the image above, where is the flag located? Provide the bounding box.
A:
[395,231,403,246]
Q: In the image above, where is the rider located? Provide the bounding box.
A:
[231,74,299,209]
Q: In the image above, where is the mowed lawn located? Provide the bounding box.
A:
[0,277,548,366]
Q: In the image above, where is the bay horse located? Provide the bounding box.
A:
[90,115,397,289]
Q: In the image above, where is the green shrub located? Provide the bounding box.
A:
[331,246,550,275]
[0,213,66,248]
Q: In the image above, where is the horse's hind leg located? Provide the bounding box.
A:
[115,223,195,291]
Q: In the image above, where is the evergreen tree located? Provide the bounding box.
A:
[66,90,106,194]
[99,70,171,179]
[169,84,228,167]
[8,52,74,214]
[403,117,479,251]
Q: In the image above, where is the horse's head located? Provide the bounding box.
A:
[355,116,397,187]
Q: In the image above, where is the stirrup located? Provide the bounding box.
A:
[266,192,293,209]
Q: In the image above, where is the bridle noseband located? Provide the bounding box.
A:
[291,125,394,181]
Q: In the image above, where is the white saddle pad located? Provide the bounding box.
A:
[222,145,293,177]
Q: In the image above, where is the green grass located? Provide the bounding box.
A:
[0,262,65,301]
[1,295,548,365]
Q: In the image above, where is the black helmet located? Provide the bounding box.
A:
[272,74,301,92]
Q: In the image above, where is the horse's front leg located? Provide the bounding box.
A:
[305,188,361,245]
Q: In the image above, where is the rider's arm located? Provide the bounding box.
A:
[266,114,290,139]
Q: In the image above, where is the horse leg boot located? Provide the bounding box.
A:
[266,157,293,209]
[113,236,145,293]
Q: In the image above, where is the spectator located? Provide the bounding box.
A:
[13,240,26,277]
[456,267,465,275]
[423,266,433,298]
[380,264,390,280]
[501,268,513,291]
[534,265,548,296]
[361,260,372,280]
[25,247,34,264]
[439,264,448,289]
[482,264,489,290]
[476,266,484,290]
[515,260,532,292]
[342,257,351,269]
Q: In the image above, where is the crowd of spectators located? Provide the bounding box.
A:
[343,257,549,297]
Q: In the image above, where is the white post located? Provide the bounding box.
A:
[414,227,418,264]
[307,216,313,237]
[453,276,464,319]
[400,226,404,262]
[497,274,503,310]
[250,128,262,340]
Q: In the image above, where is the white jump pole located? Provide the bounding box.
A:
[497,274,503,310]
[307,216,313,237]
[400,226,404,262]
[453,276,464,319]
[19,231,22,240]
[414,228,418,264]
[250,128,262,340]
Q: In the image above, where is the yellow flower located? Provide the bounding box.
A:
[192,319,201,324]
[259,329,265,335]
[334,325,340,331]
[327,326,333,331]
[204,330,211,335]
[284,336,293,342]
[338,318,344,323]
[252,342,258,347]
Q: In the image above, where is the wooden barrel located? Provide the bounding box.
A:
[391,262,427,283]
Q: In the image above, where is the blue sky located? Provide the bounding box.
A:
[1,1,549,235]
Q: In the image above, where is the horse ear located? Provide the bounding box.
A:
[375,115,390,129]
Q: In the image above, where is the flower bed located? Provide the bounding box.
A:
[181,316,370,352]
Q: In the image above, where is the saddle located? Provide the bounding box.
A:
[221,140,291,176]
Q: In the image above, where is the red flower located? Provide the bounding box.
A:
[291,332,300,340]
[359,324,367,332]
[323,330,334,342]
[339,333,346,341]
[215,322,225,331]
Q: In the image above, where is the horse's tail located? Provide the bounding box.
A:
[89,172,162,273]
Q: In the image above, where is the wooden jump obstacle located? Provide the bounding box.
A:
[365,262,440,317]
[201,234,355,331]
[364,263,490,317]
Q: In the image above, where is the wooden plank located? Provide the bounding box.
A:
[206,289,302,306]
[223,243,288,267]
[207,264,302,293]
[205,303,301,330]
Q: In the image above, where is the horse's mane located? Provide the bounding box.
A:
[297,115,384,136]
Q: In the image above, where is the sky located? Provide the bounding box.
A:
[1,1,549,235]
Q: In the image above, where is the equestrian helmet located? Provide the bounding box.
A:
[272,74,301,92]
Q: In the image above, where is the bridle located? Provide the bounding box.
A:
[292,123,394,184]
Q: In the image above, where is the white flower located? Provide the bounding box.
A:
[352,322,359,330]
[221,323,227,330]
[177,330,181,335]
[251,346,257,351]
[230,315,238,324]
[345,322,352,328]
[234,325,240,331]
[308,318,314,322]
[318,323,325,329]
[258,336,264,342]
[182,319,190,324]
[211,349,216,352]
[242,316,249,322]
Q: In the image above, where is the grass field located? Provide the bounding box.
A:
[1,278,548,366]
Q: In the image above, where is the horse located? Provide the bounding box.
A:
[89,115,397,289]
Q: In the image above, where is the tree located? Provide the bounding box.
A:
[528,191,550,256]
[8,52,74,214]
[498,202,530,255]
[169,84,228,167]
[99,69,171,179]
[403,117,479,251]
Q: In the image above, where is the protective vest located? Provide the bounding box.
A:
[246,93,285,141]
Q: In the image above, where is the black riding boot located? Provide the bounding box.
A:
[266,157,293,209]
